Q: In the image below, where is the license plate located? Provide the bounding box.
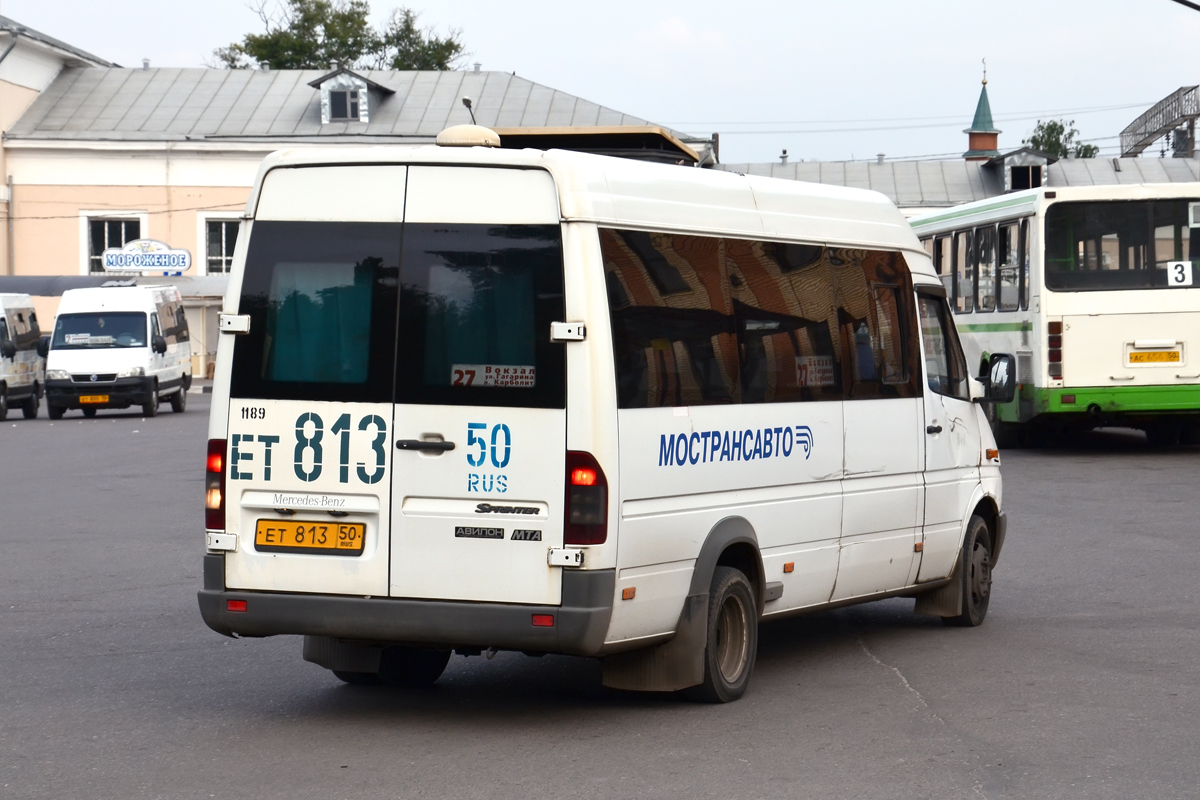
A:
[254,519,365,555]
[1129,351,1180,364]
[79,395,109,403]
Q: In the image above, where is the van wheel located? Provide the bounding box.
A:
[48,403,64,420]
[684,566,758,703]
[22,387,39,419]
[944,515,992,627]
[333,670,381,686]
[82,408,97,418]
[170,386,187,413]
[378,647,451,688]
[0,387,7,421]
[142,384,159,417]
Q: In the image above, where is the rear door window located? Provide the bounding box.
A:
[395,223,565,409]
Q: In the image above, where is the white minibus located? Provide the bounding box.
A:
[199,129,1014,702]
[44,285,192,418]
[911,184,1200,446]
[0,293,45,419]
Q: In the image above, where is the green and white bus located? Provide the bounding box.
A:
[911,183,1200,446]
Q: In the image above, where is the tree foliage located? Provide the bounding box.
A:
[213,0,466,70]
[1023,119,1100,159]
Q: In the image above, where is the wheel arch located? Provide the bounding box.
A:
[688,516,764,615]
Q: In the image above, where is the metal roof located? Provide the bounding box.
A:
[6,67,669,144]
[0,15,116,67]
[716,157,1200,209]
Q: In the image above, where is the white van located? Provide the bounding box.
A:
[44,285,192,419]
[0,293,45,420]
[198,131,1015,702]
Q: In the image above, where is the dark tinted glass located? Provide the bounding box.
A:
[395,224,566,409]
[918,294,969,400]
[230,221,400,403]
[330,91,349,120]
[1045,199,1200,290]
[53,312,147,349]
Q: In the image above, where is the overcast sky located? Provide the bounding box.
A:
[3,0,1197,164]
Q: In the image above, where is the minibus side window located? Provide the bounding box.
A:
[918,294,970,400]
[395,223,566,410]
[602,229,739,408]
[829,248,920,400]
[230,221,400,403]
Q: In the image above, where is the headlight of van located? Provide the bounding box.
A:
[46,369,71,380]
[117,367,145,378]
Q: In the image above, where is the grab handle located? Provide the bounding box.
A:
[396,439,456,452]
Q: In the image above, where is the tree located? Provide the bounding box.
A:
[213,0,465,71]
[1023,119,1100,159]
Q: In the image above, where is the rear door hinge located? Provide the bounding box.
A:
[219,314,251,334]
[548,547,584,567]
[550,322,586,342]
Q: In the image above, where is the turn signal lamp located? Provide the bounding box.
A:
[565,451,608,545]
[206,439,227,531]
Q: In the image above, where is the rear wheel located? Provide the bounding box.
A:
[22,386,39,419]
[170,386,187,413]
[1146,422,1181,448]
[377,646,451,688]
[82,407,97,418]
[683,566,758,703]
[0,387,8,421]
[944,514,993,627]
[142,383,159,417]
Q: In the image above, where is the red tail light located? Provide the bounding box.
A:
[1047,321,1063,379]
[565,451,607,545]
[206,438,226,531]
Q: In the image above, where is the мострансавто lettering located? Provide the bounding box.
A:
[659,425,813,466]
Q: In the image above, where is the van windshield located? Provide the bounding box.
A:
[52,312,147,349]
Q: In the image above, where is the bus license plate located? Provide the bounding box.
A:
[79,395,109,403]
[1129,351,1180,364]
[254,520,365,555]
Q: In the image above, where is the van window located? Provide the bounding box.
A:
[52,312,148,349]
[395,223,566,409]
[158,302,190,345]
[230,221,400,403]
[918,294,969,400]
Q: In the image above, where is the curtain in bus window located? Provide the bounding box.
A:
[976,225,997,312]
[998,223,1020,311]
[396,223,566,409]
[602,229,739,408]
[954,231,974,312]
[726,240,843,403]
[829,248,919,400]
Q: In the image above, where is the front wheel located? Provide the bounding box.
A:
[142,384,159,417]
[944,515,993,627]
[170,386,187,413]
[0,388,7,421]
[683,566,758,703]
[22,386,39,419]
[82,407,97,418]
[48,403,64,420]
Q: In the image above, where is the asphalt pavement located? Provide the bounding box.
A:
[2,398,1198,799]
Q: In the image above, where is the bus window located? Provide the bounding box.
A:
[1019,219,1030,310]
[932,236,952,297]
[998,223,1020,311]
[953,230,974,313]
[976,225,997,312]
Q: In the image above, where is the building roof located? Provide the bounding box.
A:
[715,156,1200,210]
[0,15,115,68]
[6,67,673,144]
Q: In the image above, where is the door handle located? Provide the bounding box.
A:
[395,439,456,452]
[926,424,942,435]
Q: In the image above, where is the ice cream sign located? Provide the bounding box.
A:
[102,239,192,271]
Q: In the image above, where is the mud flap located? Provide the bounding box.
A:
[303,635,382,673]
[601,593,707,692]
[913,558,962,618]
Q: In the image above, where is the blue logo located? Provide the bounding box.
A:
[658,425,814,467]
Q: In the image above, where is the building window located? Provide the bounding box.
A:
[206,220,239,274]
[1011,166,1042,191]
[88,218,140,274]
[330,89,360,121]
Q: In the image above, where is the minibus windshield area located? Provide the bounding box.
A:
[52,312,148,349]
[1044,200,1200,290]
[230,221,565,407]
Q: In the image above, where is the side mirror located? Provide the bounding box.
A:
[37,336,50,358]
[152,335,167,355]
[0,339,15,359]
[985,353,1017,404]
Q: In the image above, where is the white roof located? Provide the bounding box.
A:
[249,145,929,268]
[58,285,179,313]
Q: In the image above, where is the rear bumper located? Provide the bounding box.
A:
[1035,384,1200,418]
[45,377,152,408]
[197,554,615,657]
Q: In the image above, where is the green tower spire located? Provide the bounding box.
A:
[964,59,1001,159]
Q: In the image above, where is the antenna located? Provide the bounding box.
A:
[461,96,476,125]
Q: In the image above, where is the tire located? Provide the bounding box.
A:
[22,386,39,419]
[82,407,97,418]
[1146,423,1181,448]
[376,646,451,688]
[170,386,187,413]
[142,383,159,417]
[48,403,64,420]
[944,515,993,627]
[333,670,382,686]
[0,387,7,421]
[683,566,758,703]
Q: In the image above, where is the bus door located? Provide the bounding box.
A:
[388,167,568,606]
[916,290,981,581]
